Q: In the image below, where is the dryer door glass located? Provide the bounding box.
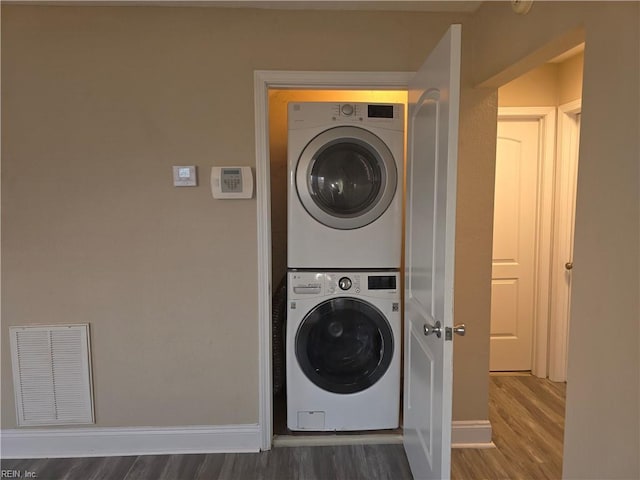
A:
[310,142,382,217]
[295,297,394,394]
[296,126,397,230]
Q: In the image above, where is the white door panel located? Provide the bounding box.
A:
[549,107,581,381]
[404,317,438,474]
[490,120,539,371]
[403,24,461,480]
[408,97,438,313]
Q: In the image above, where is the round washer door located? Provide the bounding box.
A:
[295,297,394,394]
[295,126,398,230]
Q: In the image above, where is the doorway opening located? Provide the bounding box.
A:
[268,88,408,440]
[254,70,414,451]
[256,29,467,474]
[490,43,584,377]
[488,43,584,477]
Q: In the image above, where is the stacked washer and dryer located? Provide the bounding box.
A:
[286,102,404,432]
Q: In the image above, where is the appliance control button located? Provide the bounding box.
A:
[338,277,352,290]
[341,104,354,116]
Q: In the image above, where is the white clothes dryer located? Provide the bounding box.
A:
[288,102,404,269]
[286,270,400,431]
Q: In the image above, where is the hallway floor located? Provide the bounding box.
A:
[452,374,566,479]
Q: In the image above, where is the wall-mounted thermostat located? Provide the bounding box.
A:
[173,166,197,187]
[211,166,254,199]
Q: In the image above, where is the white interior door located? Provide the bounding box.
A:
[403,24,461,480]
[549,105,581,381]
[490,119,540,371]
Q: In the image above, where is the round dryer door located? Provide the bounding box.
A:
[295,297,394,394]
[295,126,398,230]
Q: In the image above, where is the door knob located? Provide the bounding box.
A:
[453,324,466,336]
[424,321,442,338]
[565,262,573,270]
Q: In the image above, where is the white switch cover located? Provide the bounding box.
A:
[173,166,197,187]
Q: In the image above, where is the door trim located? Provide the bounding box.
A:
[254,70,413,450]
[549,99,581,382]
[496,107,556,378]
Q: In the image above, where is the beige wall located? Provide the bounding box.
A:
[451,48,496,420]
[3,6,493,430]
[558,52,584,105]
[499,63,559,106]
[498,52,583,107]
[4,4,636,477]
[472,2,639,479]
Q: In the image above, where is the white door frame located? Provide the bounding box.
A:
[549,99,581,382]
[496,107,556,378]
[253,70,413,450]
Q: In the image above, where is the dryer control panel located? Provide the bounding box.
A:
[288,102,404,131]
[331,103,402,123]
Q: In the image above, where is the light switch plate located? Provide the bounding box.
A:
[173,166,197,187]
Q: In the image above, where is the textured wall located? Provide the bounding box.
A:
[472,2,639,478]
[498,52,584,107]
[3,6,493,430]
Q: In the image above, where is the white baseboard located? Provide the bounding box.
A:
[2,420,491,458]
[451,420,494,449]
[1,424,261,459]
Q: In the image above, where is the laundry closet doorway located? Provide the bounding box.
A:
[267,88,408,441]
[257,30,464,477]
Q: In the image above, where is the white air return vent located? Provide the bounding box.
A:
[10,324,95,426]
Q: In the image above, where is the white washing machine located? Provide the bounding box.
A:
[286,270,401,431]
[288,102,404,269]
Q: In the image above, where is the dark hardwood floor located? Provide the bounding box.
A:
[1,375,566,480]
[0,445,411,480]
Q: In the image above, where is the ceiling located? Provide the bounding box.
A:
[4,0,484,11]
[190,1,483,11]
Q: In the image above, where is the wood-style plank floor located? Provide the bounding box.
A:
[451,374,566,480]
[0,445,411,480]
[1,375,565,480]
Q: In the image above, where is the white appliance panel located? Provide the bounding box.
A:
[288,102,404,269]
[286,270,401,431]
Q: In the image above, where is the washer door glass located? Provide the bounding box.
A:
[295,297,394,394]
[296,126,397,230]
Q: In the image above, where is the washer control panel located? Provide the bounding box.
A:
[289,271,398,298]
[290,272,324,296]
[338,277,352,290]
[326,273,361,295]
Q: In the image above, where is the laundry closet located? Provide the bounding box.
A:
[269,89,408,440]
